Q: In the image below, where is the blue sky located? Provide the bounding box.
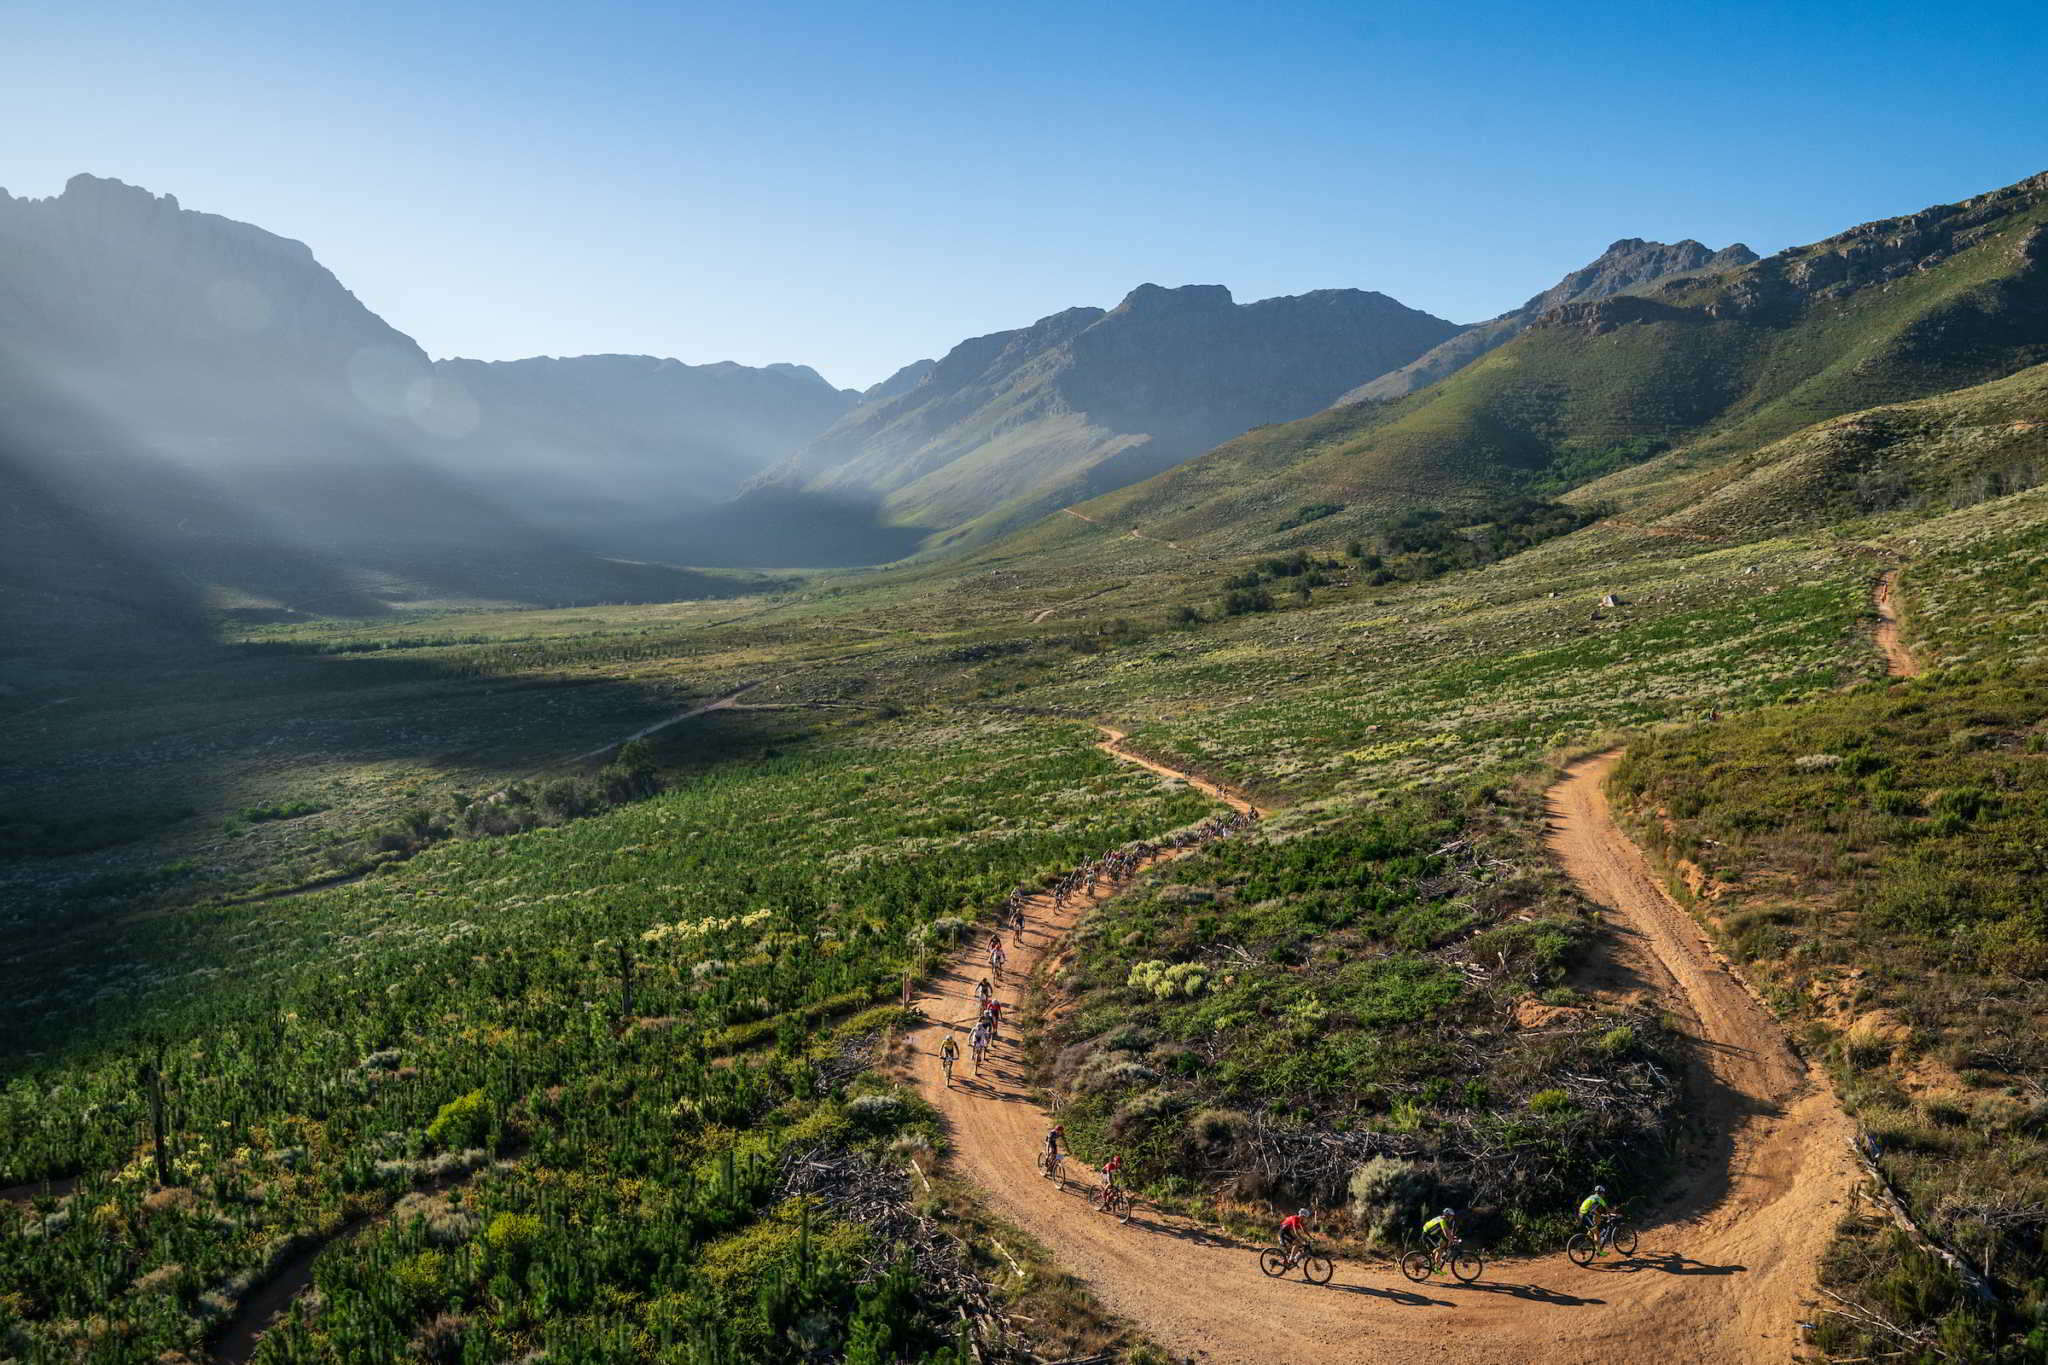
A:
[7,0,2046,389]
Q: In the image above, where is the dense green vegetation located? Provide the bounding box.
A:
[1613,670,2048,1359]
[1041,784,1678,1251]
[0,714,1207,1362]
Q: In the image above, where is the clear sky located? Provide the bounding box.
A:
[8,0,2046,389]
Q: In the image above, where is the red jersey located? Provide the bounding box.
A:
[1279,1214,1306,1235]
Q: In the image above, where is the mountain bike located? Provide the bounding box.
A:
[1093,1182,1133,1222]
[1258,1242,1334,1284]
[940,1046,956,1086]
[1566,1210,1639,1266]
[1401,1238,1483,1283]
[1037,1149,1065,1182]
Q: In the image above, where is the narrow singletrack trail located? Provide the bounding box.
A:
[908,735,1858,1363]
[1873,570,1921,677]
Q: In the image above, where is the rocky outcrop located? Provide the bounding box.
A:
[1343,237,1756,403]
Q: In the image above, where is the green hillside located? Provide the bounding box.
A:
[1053,170,2048,561]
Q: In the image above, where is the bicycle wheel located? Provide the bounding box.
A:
[1112,1189,1133,1223]
[1566,1233,1597,1267]
[1609,1222,1639,1257]
[1450,1250,1484,1283]
[1258,1248,1290,1278]
[1399,1250,1433,1283]
[1301,1252,1335,1285]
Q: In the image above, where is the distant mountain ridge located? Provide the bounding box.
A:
[1342,237,1758,404]
[1011,169,2048,564]
[0,174,849,622]
[721,282,1461,563]
[431,353,857,553]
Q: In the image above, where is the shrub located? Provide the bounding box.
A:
[425,1090,492,1150]
[1528,1088,1574,1115]
[484,1212,543,1255]
[1348,1156,1432,1248]
[1127,960,1209,999]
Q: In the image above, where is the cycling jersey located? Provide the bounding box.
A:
[1579,1193,1610,1220]
[1422,1215,1454,1242]
[1278,1214,1306,1241]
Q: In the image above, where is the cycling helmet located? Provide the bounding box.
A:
[1441,1208,1454,1218]
[1296,1208,1310,1218]
[1594,1185,1606,1195]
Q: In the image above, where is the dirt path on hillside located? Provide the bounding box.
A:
[551,680,763,768]
[1873,571,1920,677]
[1060,506,1196,556]
[906,738,1857,1364]
[1031,585,1118,624]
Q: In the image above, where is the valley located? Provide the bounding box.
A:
[4,160,2048,1365]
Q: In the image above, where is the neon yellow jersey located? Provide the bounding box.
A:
[1422,1215,1450,1239]
[1579,1193,1609,1218]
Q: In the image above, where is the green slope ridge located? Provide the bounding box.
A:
[1048,170,2048,561]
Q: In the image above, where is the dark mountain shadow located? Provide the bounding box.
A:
[671,486,932,567]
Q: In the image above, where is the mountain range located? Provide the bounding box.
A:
[0,174,858,636]
[8,167,2044,634]
[1009,169,2048,566]
[717,284,1462,563]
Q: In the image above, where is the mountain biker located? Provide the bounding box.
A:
[969,1021,991,1071]
[1043,1123,1066,1175]
[939,1034,959,1081]
[1100,1153,1124,1190]
[1278,1207,1310,1257]
[975,977,993,1007]
[1579,1185,1614,1255]
[1422,1207,1458,1252]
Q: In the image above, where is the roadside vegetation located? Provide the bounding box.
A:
[0,713,1207,1362]
[1613,670,2048,1359]
[1038,777,1679,1255]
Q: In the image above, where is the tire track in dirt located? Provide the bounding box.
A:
[907,732,1859,1364]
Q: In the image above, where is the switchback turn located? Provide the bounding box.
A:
[907,733,1858,1363]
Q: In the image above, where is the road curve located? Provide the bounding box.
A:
[906,738,1857,1364]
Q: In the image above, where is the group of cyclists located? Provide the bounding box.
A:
[939,812,1265,1095]
[1266,1183,1626,1279]
[1045,809,1260,910]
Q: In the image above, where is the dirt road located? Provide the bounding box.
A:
[1873,571,1920,677]
[907,739,1857,1363]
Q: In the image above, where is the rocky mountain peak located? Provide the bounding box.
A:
[1109,283,1236,317]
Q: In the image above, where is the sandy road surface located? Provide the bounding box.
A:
[1873,571,1921,677]
[906,738,1857,1363]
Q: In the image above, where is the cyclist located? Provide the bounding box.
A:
[1042,1123,1066,1179]
[988,936,1007,977]
[1100,1153,1125,1192]
[938,1033,959,1084]
[982,997,1002,1038]
[968,1021,991,1072]
[1422,1207,1459,1255]
[1579,1185,1613,1255]
[1278,1207,1311,1264]
[974,976,993,1008]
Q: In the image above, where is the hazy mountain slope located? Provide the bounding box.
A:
[1053,169,2048,557]
[1342,237,1758,403]
[0,175,817,609]
[431,354,857,553]
[725,284,1460,563]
